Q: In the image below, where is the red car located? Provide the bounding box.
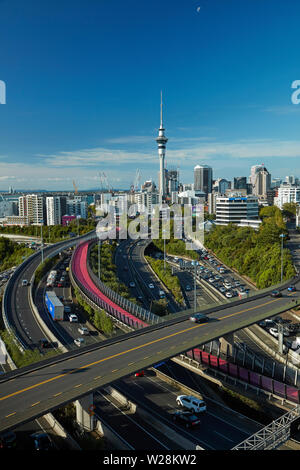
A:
[134,371,144,377]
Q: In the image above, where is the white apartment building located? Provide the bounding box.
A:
[46,196,62,226]
[274,184,300,210]
[19,194,44,225]
[216,194,259,226]
[133,191,159,215]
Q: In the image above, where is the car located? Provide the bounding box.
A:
[69,314,78,322]
[225,292,233,298]
[38,338,51,349]
[0,431,16,448]
[64,305,72,313]
[74,337,85,347]
[129,281,135,288]
[159,290,166,298]
[148,283,154,289]
[288,286,296,292]
[269,327,279,338]
[172,410,201,428]
[189,313,209,324]
[22,279,28,286]
[176,395,207,413]
[185,285,191,291]
[134,370,145,377]
[271,290,282,298]
[30,432,53,450]
[78,326,89,335]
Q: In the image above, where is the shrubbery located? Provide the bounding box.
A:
[145,256,184,306]
[0,237,33,271]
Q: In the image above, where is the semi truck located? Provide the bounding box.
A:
[45,291,64,321]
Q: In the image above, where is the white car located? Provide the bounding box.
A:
[78,326,89,335]
[176,395,206,413]
[148,283,154,289]
[269,327,279,338]
[74,338,84,347]
[69,314,78,323]
[225,292,233,298]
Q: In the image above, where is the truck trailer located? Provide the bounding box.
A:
[45,291,64,321]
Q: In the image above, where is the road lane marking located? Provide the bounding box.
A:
[5,412,16,418]
[31,402,40,407]
[0,298,281,404]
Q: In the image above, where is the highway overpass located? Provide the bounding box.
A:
[0,274,299,432]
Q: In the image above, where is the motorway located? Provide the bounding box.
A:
[3,233,95,350]
[0,273,299,432]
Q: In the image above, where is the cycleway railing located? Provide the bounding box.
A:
[71,239,161,328]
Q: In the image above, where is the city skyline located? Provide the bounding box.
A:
[1,0,300,190]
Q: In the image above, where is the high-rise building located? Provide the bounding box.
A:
[19,194,45,224]
[213,178,230,194]
[156,92,168,201]
[46,196,62,226]
[194,165,213,199]
[250,165,271,198]
[166,168,179,195]
[66,196,87,219]
[233,176,247,190]
[274,184,300,210]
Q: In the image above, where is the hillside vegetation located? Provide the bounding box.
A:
[0,237,33,271]
[204,206,295,289]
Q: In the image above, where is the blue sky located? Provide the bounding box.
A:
[0,0,300,190]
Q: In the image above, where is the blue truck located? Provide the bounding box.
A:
[45,291,64,321]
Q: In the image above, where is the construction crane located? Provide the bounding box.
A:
[130,169,141,193]
[134,169,141,192]
[73,180,78,195]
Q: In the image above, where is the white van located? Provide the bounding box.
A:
[176,395,206,413]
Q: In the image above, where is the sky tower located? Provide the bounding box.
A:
[156,91,168,201]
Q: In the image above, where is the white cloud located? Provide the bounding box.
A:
[1,137,300,190]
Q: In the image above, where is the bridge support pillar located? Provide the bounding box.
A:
[219,333,235,357]
[75,393,96,431]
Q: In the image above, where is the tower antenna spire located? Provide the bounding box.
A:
[160,90,163,129]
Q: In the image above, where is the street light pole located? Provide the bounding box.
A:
[40,220,44,264]
[280,233,285,283]
[98,239,101,280]
[192,260,199,312]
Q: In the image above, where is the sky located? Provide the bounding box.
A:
[0,0,300,191]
